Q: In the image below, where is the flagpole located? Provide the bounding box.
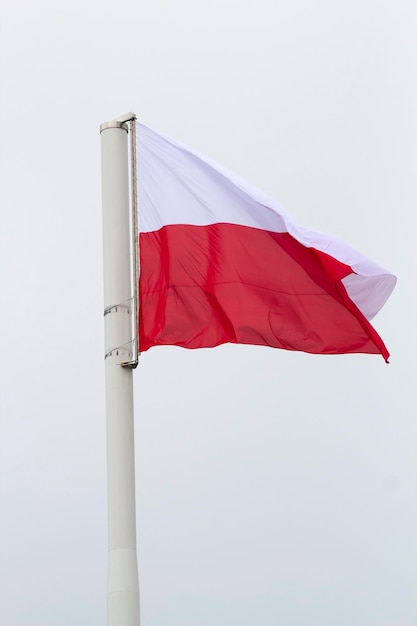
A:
[100,114,140,626]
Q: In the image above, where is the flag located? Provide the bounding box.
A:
[136,123,396,360]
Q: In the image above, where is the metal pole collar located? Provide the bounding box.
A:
[100,112,137,134]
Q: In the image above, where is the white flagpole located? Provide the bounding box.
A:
[100,114,140,626]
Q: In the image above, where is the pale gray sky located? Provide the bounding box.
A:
[1,1,416,624]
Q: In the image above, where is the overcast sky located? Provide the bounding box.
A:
[1,1,416,624]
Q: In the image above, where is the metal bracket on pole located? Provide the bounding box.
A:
[127,114,139,369]
[104,298,137,366]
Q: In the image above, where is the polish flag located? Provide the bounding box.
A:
[136,123,396,360]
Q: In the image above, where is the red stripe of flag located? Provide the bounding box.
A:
[139,223,389,360]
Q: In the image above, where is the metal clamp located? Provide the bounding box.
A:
[104,301,132,316]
